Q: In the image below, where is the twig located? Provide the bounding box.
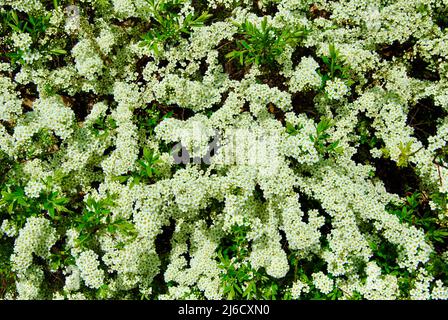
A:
[436,163,443,186]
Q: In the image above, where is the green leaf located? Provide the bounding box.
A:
[49,48,67,55]
[240,40,251,50]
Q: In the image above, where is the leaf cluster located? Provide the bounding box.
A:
[91,115,118,138]
[0,179,71,228]
[1,10,66,65]
[73,194,137,249]
[140,0,211,54]
[226,17,307,67]
[3,10,50,41]
[113,147,162,187]
[387,192,448,244]
[0,240,15,299]
[25,128,59,160]
[310,117,343,157]
[397,141,422,168]
[136,105,173,137]
[357,118,379,148]
[285,122,303,136]
[217,225,280,300]
[318,44,353,88]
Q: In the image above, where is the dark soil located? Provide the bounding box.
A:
[256,69,288,91]
[434,9,448,30]
[61,91,100,122]
[291,45,316,68]
[19,83,39,112]
[351,143,373,165]
[267,102,286,123]
[297,189,325,214]
[377,39,415,61]
[216,38,250,81]
[251,0,279,16]
[373,158,420,197]
[407,98,447,147]
[158,101,195,121]
[291,90,319,120]
[198,57,209,77]
[409,56,440,81]
[152,218,176,296]
[135,55,154,84]
[155,219,176,258]
[307,4,332,20]
[102,145,115,157]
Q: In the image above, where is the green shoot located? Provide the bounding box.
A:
[310,117,344,157]
[226,17,307,67]
[140,0,212,54]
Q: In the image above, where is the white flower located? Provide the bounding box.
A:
[76,250,105,289]
[312,272,334,295]
[11,217,57,274]
[325,78,349,100]
[291,280,310,299]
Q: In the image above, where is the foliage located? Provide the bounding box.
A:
[225,17,307,66]
[310,117,343,157]
[285,122,303,136]
[318,43,354,88]
[1,10,66,65]
[0,239,15,299]
[135,147,161,181]
[0,178,71,228]
[26,128,59,160]
[140,0,212,54]
[4,10,50,41]
[73,194,136,249]
[396,141,423,168]
[91,115,118,138]
[433,145,448,169]
[387,192,448,244]
[357,118,379,149]
[113,147,162,187]
[371,192,448,296]
[135,104,173,137]
[217,225,280,300]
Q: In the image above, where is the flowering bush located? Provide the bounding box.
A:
[0,0,448,300]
